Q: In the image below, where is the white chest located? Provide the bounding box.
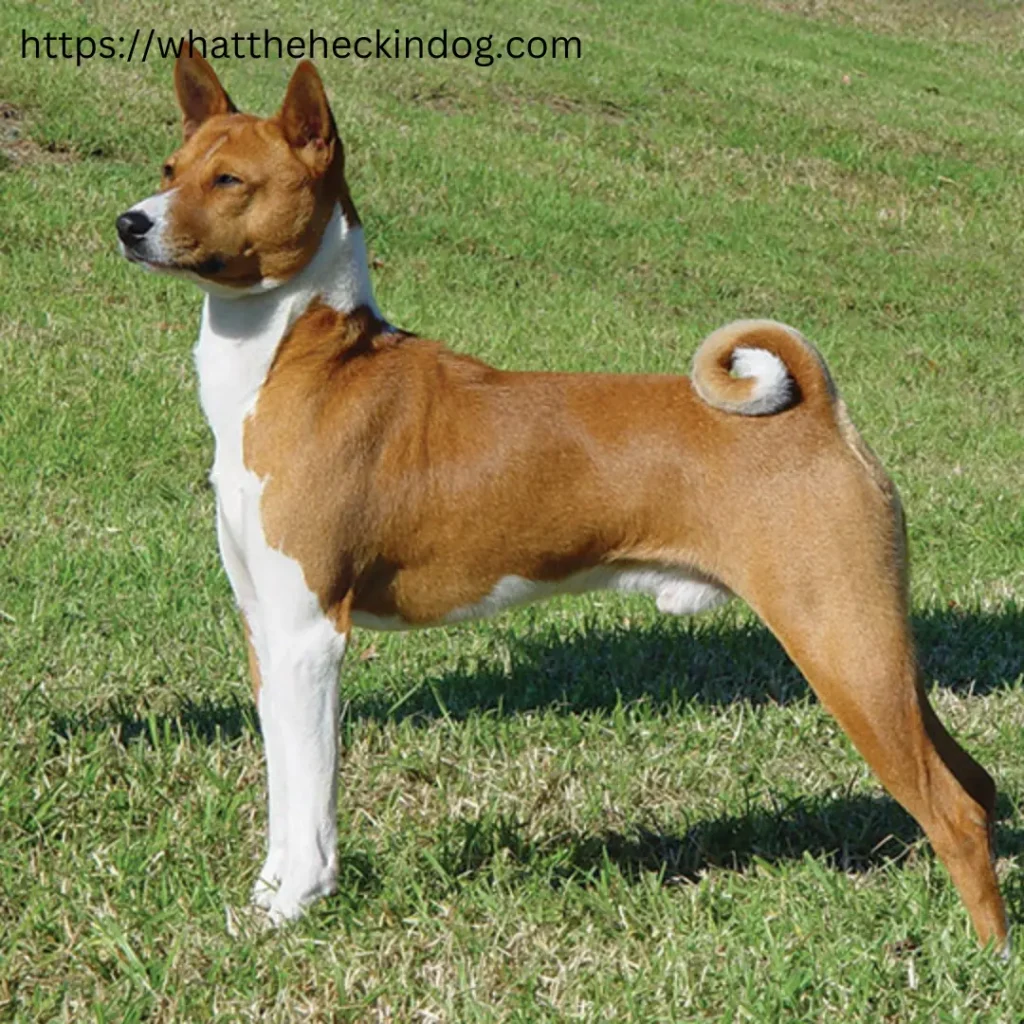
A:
[192,337,269,654]
[194,297,281,547]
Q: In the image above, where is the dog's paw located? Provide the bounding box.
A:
[251,854,285,911]
[263,864,337,926]
[265,892,307,926]
[251,875,281,911]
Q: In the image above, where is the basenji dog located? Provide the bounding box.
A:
[116,48,1008,949]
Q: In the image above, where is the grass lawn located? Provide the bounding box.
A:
[2,0,1023,1019]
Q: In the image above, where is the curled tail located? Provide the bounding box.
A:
[691,319,836,416]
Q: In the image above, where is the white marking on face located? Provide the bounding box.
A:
[118,189,177,268]
[131,189,175,222]
[118,179,272,289]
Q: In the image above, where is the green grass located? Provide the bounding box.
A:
[2,0,1024,1019]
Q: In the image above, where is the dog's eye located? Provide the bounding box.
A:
[214,173,243,187]
[162,163,174,179]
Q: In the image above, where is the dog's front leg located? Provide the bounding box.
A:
[258,615,348,924]
[249,630,291,911]
[214,504,292,911]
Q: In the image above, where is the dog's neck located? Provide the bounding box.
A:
[195,203,376,473]
[202,202,377,330]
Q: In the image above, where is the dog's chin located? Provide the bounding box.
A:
[119,240,164,273]
[119,242,228,280]
[119,240,189,275]
[118,242,278,297]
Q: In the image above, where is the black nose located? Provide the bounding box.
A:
[116,210,153,245]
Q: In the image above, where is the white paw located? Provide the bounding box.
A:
[263,864,337,925]
[251,875,280,911]
[251,853,286,910]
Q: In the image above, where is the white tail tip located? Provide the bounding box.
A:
[729,346,793,415]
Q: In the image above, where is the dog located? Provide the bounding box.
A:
[116,48,1008,949]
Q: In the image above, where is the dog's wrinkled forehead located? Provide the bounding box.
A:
[162,115,298,189]
[176,125,230,168]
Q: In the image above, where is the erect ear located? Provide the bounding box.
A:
[173,43,237,141]
[278,61,337,169]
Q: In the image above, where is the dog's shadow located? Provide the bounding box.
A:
[429,791,1023,885]
[368,603,1024,896]
[348,603,1024,721]
[414,796,1024,934]
[56,603,1022,739]
[50,603,1024,893]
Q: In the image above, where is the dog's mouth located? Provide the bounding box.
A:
[118,241,165,272]
[119,241,224,278]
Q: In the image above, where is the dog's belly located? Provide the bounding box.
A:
[350,564,731,632]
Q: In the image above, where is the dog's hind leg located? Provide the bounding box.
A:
[773,609,1006,948]
[731,467,1008,950]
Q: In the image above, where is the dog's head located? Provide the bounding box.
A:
[116,48,354,294]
